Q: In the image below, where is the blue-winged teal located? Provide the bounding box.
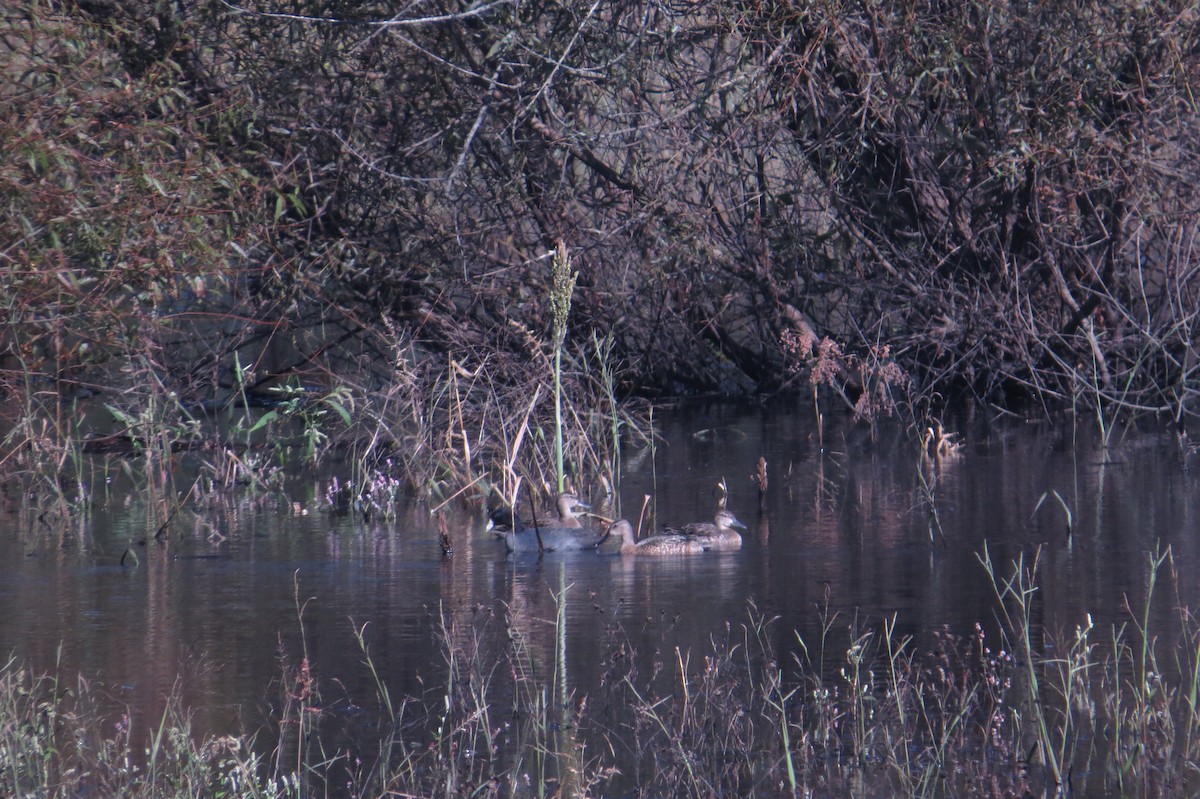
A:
[606,519,710,555]
[500,512,606,553]
[667,509,747,550]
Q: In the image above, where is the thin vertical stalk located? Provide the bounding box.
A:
[549,240,577,494]
[978,544,1063,788]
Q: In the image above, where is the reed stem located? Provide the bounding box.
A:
[550,241,577,494]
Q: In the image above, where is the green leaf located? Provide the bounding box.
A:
[324,399,352,426]
[287,191,307,216]
[248,410,280,433]
[105,403,136,427]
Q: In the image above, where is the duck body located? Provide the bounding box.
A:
[606,520,709,555]
[500,513,605,553]
[667,509,747,550]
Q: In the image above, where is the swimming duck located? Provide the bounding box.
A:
[667,509,747,550]
[605,519,710,556]
[499,512,606,553]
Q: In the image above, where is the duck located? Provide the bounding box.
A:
[667,509,747,550]
[498,512,606,554]
[605,519,710,556]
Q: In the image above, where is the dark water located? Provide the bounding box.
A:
[2,402,1199,782]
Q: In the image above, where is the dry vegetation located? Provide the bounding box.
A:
[1,0,1198,489]
[1,4,1198,794]
[4,550,1200,798]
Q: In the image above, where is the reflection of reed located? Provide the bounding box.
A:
[757,513,770,546]
[492,563,604,794]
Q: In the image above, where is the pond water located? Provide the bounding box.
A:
[2,401,1199,791]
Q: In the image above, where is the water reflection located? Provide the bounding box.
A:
[1,403,1200,785]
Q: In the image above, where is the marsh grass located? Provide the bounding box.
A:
[2,290,649,533]
[0,653,298,799]
[7,550,1200,797]
[292,300,653,522]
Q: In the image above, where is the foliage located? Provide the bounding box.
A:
[0,1,269,391]
[751,0,1200,416]
[162,0,1200,414]
[2,0,1199,502]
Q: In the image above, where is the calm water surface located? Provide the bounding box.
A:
[2,402,1199,778]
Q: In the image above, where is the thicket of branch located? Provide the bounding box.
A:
[3,0,1199,427]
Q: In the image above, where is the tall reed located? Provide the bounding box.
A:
[549,240,578,495]
[978,544,1064,786]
